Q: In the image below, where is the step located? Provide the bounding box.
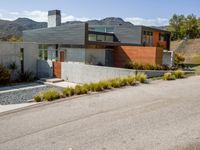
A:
[40,78,64,83]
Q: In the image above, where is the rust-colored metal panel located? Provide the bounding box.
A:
[114,46,163,67]
[60,51,65,62]
[53,62,61,78]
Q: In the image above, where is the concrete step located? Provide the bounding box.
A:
[39,78,64,83]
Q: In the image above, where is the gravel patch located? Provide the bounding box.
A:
[0,84,62,105]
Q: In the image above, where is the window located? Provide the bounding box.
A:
[97,35,105,41]
[159,33,167,41]
[105,35,113,42]
[105,27,114,33]
[142,31,153,46]
[44,50,48,60]
[88,34,96,41]
[95,27,105,32]
[20,48,24,73]
[39,50,43,59]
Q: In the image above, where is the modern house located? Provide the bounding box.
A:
[23,10,171,78]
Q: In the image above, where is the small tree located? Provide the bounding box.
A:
[174,53,185,67]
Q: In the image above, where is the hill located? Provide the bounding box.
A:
[0,17,134,41]
[171,38,200,64]
[63,17,134,27]
[0,18,47,40]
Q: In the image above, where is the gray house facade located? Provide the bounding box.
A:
[23,10,171,78]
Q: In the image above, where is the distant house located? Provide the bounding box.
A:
[23,10,171,78]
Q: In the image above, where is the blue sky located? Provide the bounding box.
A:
[0,0,200,26]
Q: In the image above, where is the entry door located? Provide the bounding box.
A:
[105,49,113,67]
[60,51,65,62]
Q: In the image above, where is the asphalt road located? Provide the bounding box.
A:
[1,76,200,150]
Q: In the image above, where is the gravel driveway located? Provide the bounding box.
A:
[0,83,62,105]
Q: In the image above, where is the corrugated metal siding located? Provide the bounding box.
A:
[23,23,86,45]
[113,26,142,45]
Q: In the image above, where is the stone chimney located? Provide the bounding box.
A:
[48,10,61,28]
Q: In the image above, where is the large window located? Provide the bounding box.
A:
[88,34,114,42]
[89,27,114,33]
[159,33,167,41]
[97,35,105,41]
[142,31,153,46]
[88,34,96,41]
[105,35,113,42]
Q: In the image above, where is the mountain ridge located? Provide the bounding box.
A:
[0,17,167,41]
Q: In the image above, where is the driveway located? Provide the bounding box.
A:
[0,76,200,150]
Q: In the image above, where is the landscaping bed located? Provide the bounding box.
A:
[0,84,62,105]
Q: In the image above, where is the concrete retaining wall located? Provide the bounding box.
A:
[0,42,38,76]
[61,62,168,83]
[61,62,136,83]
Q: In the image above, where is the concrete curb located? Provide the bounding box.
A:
[0,88,120,117]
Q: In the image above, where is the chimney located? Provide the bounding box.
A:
[48,10,61,28]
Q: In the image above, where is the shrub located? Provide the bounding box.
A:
[18,71,34,82]
[74,85,88,95]
[136,73,147,83]
[144,64,155,70]
[174,53,185,66]
[124,61,170,71]
[98,81,112,90]
[127,75,137,85]
[119,77,129,86]
[173,69,185,78]
[0,64,11,84]
[163,72,176,80]
[34,95,42,102]
[110,78,121,88]
[90,83,104,92]
[63,87,75,97]
[42,88,61,101]
[8,62,18,71]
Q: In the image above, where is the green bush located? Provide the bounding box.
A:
[110,78,121,88]
[136,73,147,83]
[0,64,11,84]
[173,69,185,78]
[98,81,112,90]
[127,75,137,85]
[90,83,104,92]
[63,87,75,97]
[124,61,170,71]
[74,85,88,95]
[163,72,176,80]
[42,88,61,101]
[118,77,131,87]
[18,71,34,82]
[34,95,42,102]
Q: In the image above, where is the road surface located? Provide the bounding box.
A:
[1,76,200,150]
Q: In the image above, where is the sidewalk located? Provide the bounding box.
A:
[0,103,36,113]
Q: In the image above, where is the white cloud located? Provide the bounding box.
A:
[9,12,20,15]
[62,15,91,22]
[125,17,169,26]
[0,10,91,22]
